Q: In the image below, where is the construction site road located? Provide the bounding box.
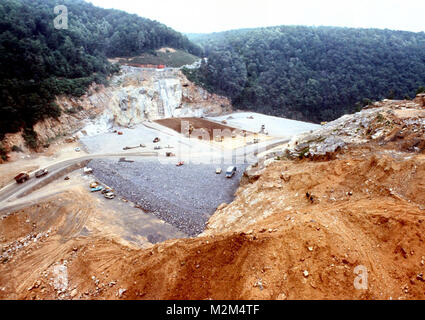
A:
[0,152,158,209]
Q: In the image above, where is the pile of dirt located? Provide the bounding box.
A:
[155,117,247,141]
[1,97,425,300]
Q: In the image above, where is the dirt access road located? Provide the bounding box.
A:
[0,152,157,212]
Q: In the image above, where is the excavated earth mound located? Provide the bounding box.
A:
[1,98,424,300]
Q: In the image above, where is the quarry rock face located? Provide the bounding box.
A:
[2,66,231,151]
[99,67,231,129]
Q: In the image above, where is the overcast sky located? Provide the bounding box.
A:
[87,0,425,34]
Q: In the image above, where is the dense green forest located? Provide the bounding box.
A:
[186,27,425,122]
[0,0,201,143]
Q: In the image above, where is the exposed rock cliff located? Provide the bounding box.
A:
[105,67,231,127]
[1,67,231,154]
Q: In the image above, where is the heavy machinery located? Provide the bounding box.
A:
[91,186,104,193]
[104,192,116,200]
[35,169,49,178]
[215,135,224,143]
[226,166,237,178]
[188,124,194,135]
[15,172,30,184]
[83,167,93,174]
[90,182,100,189]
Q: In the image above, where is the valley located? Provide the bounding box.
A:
[1,0,425,303]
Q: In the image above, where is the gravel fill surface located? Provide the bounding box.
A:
[89,159,247,236]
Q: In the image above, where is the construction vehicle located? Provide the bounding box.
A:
[102,187,114,195]
[35,169,49,178]
[215,135,224,143]
[15,172,30,184]
[188,124,194,135]
[90,182,100,189]
[226,166,237,178]
[91,186,104,193]
[119,157,135,163]
[123,144,146,150]
[104,192,116,200]
[83,167,93,174]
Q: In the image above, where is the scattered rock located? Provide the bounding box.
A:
[118,288,127,298]
[276,293,287,300]
[70,288,78,298]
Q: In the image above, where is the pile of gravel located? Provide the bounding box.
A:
[89,159,247,236]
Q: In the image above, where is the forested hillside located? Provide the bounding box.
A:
[0,0,201,142]
[186,26,425,122]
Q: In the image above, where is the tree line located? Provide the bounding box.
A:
[0,0,201,143]
[186,26,425,122]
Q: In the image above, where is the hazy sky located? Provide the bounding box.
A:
[87,0,425,34]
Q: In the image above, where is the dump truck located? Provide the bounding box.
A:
[15,172,30,184]
[90,182,99,189]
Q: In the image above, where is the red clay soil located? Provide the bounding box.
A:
[1,142,425,300]
[1,100,425,300]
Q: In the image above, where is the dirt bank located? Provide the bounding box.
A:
[1,98,424,300]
